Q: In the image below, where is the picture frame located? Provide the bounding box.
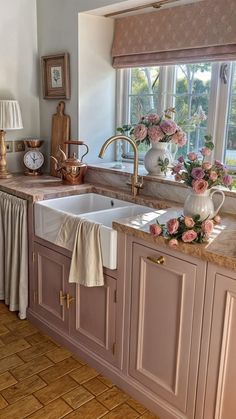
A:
[41,53,70,99]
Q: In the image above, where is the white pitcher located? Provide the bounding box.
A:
[183,189,225,220]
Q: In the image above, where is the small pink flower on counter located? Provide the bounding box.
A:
[214,214,221,224]
[201,147,212,157]
[149,224,162,236]
[201,220,214,235]
[188,152,197,161]
[169,238,178,247]
[192,179,208,194]
[182,230,197,243]
[184,217,195,228]
[167,218,179,234]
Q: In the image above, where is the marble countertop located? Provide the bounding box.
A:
[0,174,235,271]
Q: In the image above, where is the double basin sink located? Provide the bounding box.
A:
[34,193,154,269]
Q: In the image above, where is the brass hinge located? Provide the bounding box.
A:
[114,290,117,303]
[32,252,36,263]
[112,342,116,355]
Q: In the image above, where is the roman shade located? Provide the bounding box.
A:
[112,0,236,68]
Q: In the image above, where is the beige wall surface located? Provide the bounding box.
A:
[0,0,39,173]
[36,0,128,166]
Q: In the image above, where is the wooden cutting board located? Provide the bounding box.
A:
[50,101,70,177]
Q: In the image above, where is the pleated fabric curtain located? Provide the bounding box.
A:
[112,0,236,68]
[0,192,28,319]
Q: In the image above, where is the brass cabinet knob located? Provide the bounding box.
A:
[59,290,67,306]
[147,256,165,265]
[66,293,75,309]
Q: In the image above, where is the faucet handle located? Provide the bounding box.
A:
[126,175,143,189]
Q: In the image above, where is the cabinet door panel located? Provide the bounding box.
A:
[129,243,201,416]
[70,275,117,365]
[204,266,236,419]
[33,243,70,330]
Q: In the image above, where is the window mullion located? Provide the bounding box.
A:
[213,62,232,162]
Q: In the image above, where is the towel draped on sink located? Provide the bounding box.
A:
[55,214,104,287]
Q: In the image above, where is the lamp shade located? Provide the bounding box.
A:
[0,100,23,130]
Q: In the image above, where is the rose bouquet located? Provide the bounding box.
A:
[117,109,187,148]
[172,135,233,192]
[149,214,220,247]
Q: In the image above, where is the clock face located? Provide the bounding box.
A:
[24,150,44,171]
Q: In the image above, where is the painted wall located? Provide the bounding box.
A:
[78,14,115,163]
[0,0,39,173]
[36,0,128,166]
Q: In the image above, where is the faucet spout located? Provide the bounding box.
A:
[98,135,143,197]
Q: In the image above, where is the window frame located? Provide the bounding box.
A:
[116,61,236,172]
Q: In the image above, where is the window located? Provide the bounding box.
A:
[118,61,236,170]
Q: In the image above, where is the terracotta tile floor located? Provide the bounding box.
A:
[0,303,159,419]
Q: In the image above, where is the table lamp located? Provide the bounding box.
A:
[0,100,23,178]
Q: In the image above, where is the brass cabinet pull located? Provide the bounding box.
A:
[147,256,165,265]
[66,293,75,309]
[59,290,67,306]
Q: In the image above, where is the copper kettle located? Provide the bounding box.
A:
[51,140,89,185]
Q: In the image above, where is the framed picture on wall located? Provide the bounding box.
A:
[41,53,70,99]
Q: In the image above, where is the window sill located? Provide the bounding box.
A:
[88,161,236,199]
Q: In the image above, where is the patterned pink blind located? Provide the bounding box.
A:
[112,0,236,68]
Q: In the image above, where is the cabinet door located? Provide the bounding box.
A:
[129,242,205,418]
[203,264,236,419]
[70,275,118,366]
[33,243,70,331]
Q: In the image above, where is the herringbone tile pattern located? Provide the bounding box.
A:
[0,303,159,418]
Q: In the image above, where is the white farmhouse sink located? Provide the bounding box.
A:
[34,193,152,269]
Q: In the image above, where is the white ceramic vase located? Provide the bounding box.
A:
[144,142,172,176]
[183,189,225,220]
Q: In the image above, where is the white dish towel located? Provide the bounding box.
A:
[55,214,104,287]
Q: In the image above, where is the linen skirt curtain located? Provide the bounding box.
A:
[0,192,28,319]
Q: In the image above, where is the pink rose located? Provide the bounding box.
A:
[214,214,221,224]
[147,113,160,123]
[172,163,182,174]
[188,152,197,161]
[148,125,164,143]
[171,129,187,147]
[191,167,205,180]
[182,230,197,243]
[149,224,162,236]
[167,218,179,234]
[160,119,177,135]
[223,174,233,186]
[209,171,218,181]
[184,217,195,228]
[215,160,225,169]
[169,238,178,248]
[133,124,147,141]
[201,220,214,236]
[192,179,209,194]
[201,147,211,157]
[202,162,212,170]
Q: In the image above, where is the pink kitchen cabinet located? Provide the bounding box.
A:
[32,242,71,332]
[69,275,120,367]
[198,263,236,419]
[127,238,206,419]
